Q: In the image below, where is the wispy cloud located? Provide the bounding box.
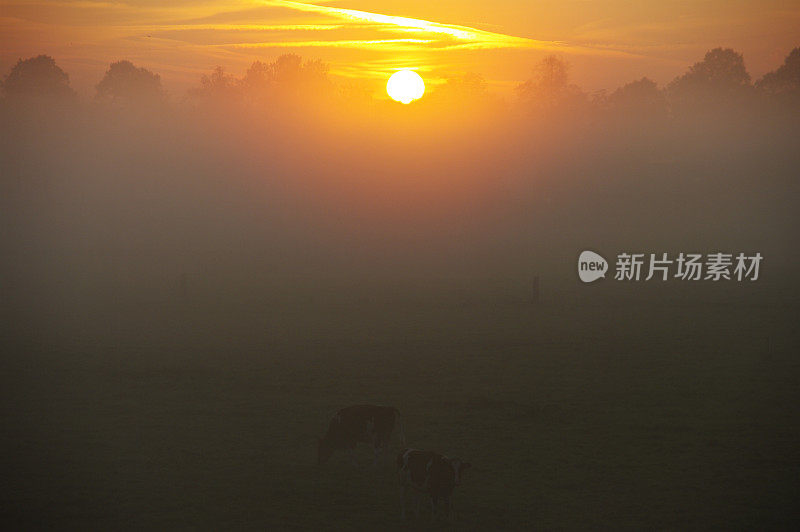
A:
[227,38,435,50]
[261,0,557,51]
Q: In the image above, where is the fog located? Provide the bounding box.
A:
[3,52,798,327]
[2,49,800,528]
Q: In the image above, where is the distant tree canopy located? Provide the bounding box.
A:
[605,77,668,118]
[2,55,76,101]
[667,48,751,112]
[189,66,240,101]
[670,48,751,91]
[516,55,586,115]
[3,47,799,122]
[241,54,329,102]
[188,54,330,106]
[757,47,800,95]
[96,60,163,103]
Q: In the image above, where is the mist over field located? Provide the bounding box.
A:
[2,49,800,528]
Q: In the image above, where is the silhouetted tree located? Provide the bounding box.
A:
[667,48,752,113]
[516,55,586,117]
[96,60,164,103]
[241,54,330,104]
[188,66,240,102]
[241,60,271,97]
[521,56,569,93]
[2,55,76,101]
[757,47,800,95]
[605,77,668,119]
[271,54,328,90]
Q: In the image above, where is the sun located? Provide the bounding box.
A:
[386,70,425,104]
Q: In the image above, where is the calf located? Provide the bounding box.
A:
[317,405,405,466]
[397,447,471,520]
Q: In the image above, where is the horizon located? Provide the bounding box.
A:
[2,1,799,97]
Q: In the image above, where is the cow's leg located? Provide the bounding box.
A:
[430,495,438,522]
[398,467,410,519]
[400,485,409,519]
[381,442,391,467]
[374,441,389,468]
[370,429,383,468]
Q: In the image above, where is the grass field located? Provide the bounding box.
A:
[3,289,798,529]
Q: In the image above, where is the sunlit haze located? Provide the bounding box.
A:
[1,1,798,96]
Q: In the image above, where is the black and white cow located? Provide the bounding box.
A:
[317,405,405,467]
[397,447,471,520]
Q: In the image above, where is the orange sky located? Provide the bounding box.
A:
[1,0,798,96]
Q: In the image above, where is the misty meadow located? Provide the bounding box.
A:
[2,46,799,529]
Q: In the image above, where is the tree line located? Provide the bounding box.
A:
[1,47,798,117]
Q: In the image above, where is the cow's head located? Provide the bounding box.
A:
[449,458,471,485]
[317,437,334,465]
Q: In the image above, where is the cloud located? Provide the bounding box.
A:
[261,0,555,51]
[225,38,435,51]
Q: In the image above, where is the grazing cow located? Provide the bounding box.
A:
[397,447,471,520]
[317,405,405,466]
